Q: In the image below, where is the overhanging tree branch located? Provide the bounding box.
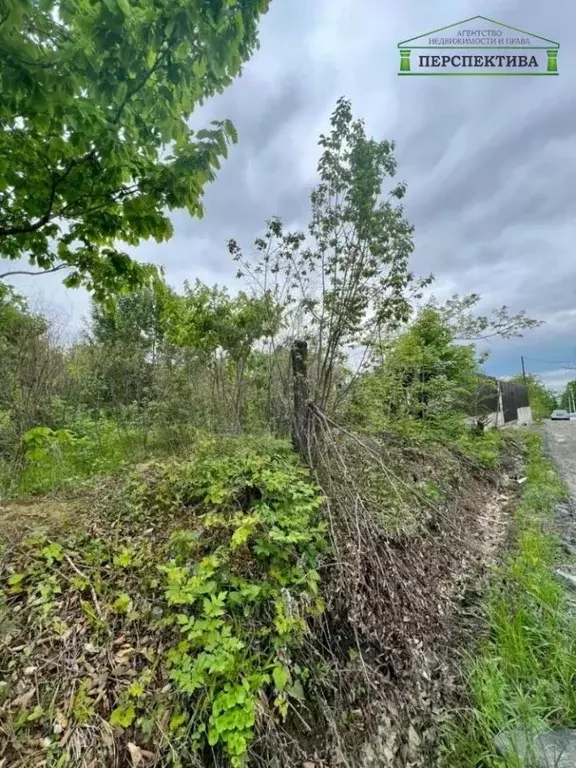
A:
[0,43,169,241]
[0,174,59,237]
[0,264,69,279]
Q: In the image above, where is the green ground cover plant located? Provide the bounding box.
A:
[0,436,328,767]
[444,432,576,767]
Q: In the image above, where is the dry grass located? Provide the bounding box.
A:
[298,407,519,767]
[0,498,78,547]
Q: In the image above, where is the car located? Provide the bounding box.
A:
[551,409,571,421]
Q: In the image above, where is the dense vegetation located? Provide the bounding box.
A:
[561,379,576,412]
[0,21,564,762]
[1,437,328,766]
[446,433,576,766]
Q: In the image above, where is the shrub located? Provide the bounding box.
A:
[0,437,328,766]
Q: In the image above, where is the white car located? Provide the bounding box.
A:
[551,409,571,421]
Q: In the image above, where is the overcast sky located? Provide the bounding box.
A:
[4,0,575,391]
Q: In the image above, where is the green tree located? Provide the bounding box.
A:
[430,293,542,341]
[0,0,270,299]
[349,306,479,430]
[560,380,576,413]
[90,283,168,352]
[230,97,431,412]
[164,279,282,428]
[83,284,172,408]
[510,373,558,419]
[164,279,281,361]
[0,284,63,456]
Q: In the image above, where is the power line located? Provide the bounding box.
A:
[521,356,576,366]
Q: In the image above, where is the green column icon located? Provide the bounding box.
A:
[546,49,558,73]
[400,49,411,72]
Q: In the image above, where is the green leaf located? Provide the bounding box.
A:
[169,710,187,731]
[272,665,289,692]
[42,542,64,565]
[113,593,133,614]
[28,704,45,721]
[109,704,135,728]
[288,679,305,701]
[7,572,26,586]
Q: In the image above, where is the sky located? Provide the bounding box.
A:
[3,0,575,392]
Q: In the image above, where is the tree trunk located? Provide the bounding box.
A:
[291,340,310,461]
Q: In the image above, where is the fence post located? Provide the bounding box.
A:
[291,340,309,460]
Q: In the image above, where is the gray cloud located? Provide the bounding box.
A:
[406,96,576,231]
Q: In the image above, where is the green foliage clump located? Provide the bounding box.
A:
[454,425,505,469]
[15,418,129,495]
[510,374,558,420]
[163,279,282,361]
[2,407,202,498]
[349,307,479,428]
[347,307,498,450]
[130,440,327,762]
[0,284,57,459]
[560,379,576,414]
[0,0,271,297]
[1,437,328,766]
[445,432,576,766]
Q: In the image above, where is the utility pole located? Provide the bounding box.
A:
[521,355,527,385]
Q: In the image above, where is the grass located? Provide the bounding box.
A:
[0,414,200,499]
[0,435,328,767]
[444,431,576,766]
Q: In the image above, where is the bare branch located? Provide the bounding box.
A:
[0,264,70,279]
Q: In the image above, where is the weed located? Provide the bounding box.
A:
[0,437,328,767]
[0,414,202,499]
[444,432,576,766]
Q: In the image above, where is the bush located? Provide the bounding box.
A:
[0,437,328,767]
[12,417,131,495]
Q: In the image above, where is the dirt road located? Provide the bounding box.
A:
[541,419,576,548]
[542,420,576,495]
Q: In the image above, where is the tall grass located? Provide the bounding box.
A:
[0,412,199,498]
[445,432,576,766]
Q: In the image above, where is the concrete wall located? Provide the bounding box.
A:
[516,406,533,425]
[468,405,533,430]
[485,411,500,428]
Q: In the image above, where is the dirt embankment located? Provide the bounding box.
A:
[0,434,524,768]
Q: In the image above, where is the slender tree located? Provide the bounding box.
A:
[230,97,431,412]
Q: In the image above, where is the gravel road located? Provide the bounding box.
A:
[541,419,576,548]
[542,420,576,497]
